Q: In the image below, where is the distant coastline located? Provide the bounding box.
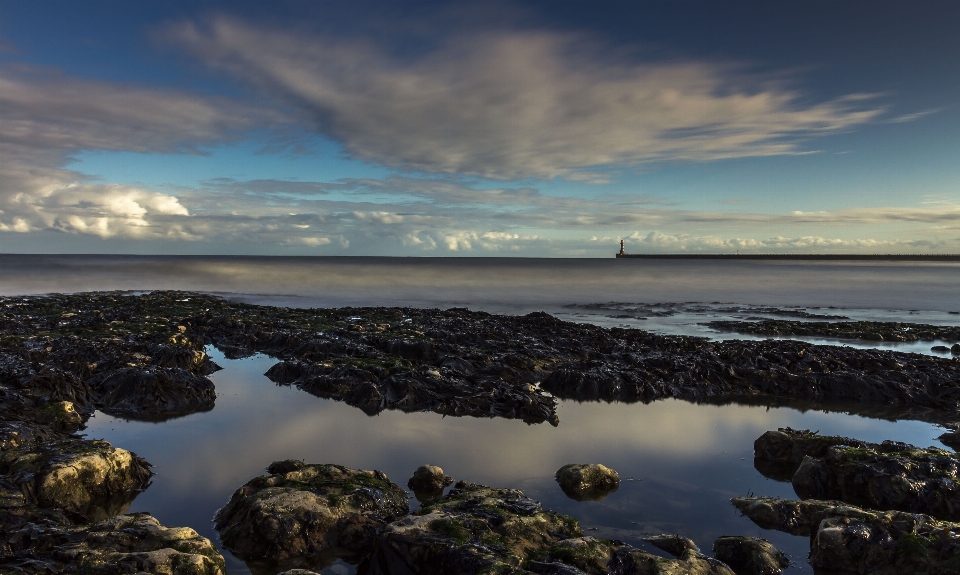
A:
[614,253,960,261]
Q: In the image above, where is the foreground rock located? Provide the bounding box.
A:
[1,512,225,574]
[1,436,152,520]
[364,481,728,575]
[555,463,620,501]
[733,496,960,574]
[712,536,788,575]
[215,460,409,564]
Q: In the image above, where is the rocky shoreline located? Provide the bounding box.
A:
[2,290,960,573]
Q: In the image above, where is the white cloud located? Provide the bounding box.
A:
[168,19,885,180]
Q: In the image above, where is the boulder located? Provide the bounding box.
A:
[733,496,960,575]
[3,437,152,519]
[712,536,788,575]
[791,440,960,520]
[363,483,580,575]
[555,463,620,501]
[407,464,453,496]
[1,512,225,575]
[214,461,408,563]
[953,343,960,355]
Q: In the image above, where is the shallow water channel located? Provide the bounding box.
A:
[84,347,950,574]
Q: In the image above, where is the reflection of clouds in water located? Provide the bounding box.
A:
[82,350,946,575]
[87,351,942,503]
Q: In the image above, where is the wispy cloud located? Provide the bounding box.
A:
[624,231,952,253]
[167,18,885,180]
[888,108,944,123]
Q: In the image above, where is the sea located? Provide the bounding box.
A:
[2,254,959,574]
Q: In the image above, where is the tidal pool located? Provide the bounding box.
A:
[82,347,949,574]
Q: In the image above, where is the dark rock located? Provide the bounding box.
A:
[90,366,216,420]
[789,439,960,520]
[932,345,950,352]
[214,462,408,563]
[733,496,960,575]
[753,428,871,481]
[953,343,960,355]
[555,463,620,501]
[939,429,960,451]
[712,536,788,575]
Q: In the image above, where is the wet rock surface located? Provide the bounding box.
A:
[712,536,787,575]
[733,496,960,574]
[555,464,620,501]
[642,534,699,556]
[705,319,960,343]
[753,427,873,481]
[214,461,409,565]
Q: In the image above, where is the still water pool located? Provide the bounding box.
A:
[84,347,950,574]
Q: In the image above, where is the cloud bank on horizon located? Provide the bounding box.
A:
[0,0,958,255]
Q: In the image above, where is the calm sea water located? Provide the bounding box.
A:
[4,255,960,574]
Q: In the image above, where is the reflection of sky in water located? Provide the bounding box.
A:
[84,349,949,575]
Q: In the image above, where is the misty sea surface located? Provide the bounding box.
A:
[3,254,960,574]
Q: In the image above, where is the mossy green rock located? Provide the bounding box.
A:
[214,461,408,562]
[1,512,225,575]
[733,496,960,574]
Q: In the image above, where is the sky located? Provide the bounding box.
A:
[1,0,959,256]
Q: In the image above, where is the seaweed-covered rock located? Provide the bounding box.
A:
[90,366,216,420]
[712,536,788,575]
[732,496,960,574]
[555,464,620,501]
[214,461,408,563]
[791,440,960,520]
[2,438,151,520]
[363,483,580,575]
[407,464,453,497]
[1,512,225,574]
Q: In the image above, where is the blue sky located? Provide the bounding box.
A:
[1,0,958,256]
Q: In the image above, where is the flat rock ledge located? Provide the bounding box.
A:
[733,496,960,574]
[754,428,960,521]
[214,461,409,564]
[555,464,620,501]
